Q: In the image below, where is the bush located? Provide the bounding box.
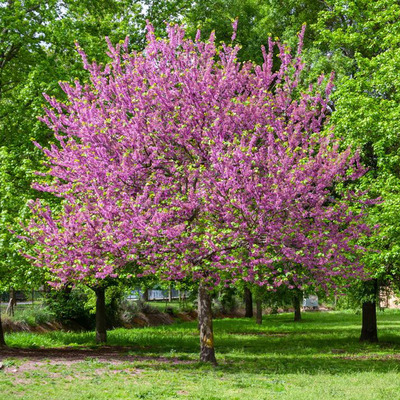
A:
[212,288,239,315]
[4,304,56,326]
[44,287,94,329]
[119,299,139,324]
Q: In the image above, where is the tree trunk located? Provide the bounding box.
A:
[95,287,107,344]
[360,301,378,342]
[256,299,262,325]
[6,298,14,317]
[142,288,149,302]
[198,283,217,364]
[168,285,172,302]
[244,286,253,318]
[11,288,16,307]
[360,279,378,343]
[0,308,6,347]
[6,288,16,316]
[293,290,302,322]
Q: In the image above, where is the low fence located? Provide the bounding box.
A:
[1,288,185,304]
[1,290,43,303]
[128,289,183,301]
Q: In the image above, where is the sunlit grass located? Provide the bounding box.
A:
[2,310,400,399]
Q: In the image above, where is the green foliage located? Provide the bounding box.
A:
[212,288,239,315]
[260,286,293,313]
[84,284,129,328]
[44,287,94,329]
[2,304,55,327]
[0,0,149,296]
[310,1,400,284]
[180,0,324,63]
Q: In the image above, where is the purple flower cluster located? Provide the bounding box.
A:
[22,23,370,291]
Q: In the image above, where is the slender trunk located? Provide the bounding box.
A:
[95,287,107,344]
[244,286,253,318]
[0,308,5,347]
[293,290,302,322]
[143,288,149,302]
[360,280,378,342]
[256,299,262,325]
[6,288,16,316]
[168,285,172,302]
[198,283,217,364]
[11,288,16,307]
[6,298,14,316]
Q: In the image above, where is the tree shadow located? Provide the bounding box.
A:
[3,313,400,375]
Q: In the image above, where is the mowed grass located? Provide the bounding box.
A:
[2,310,400,399]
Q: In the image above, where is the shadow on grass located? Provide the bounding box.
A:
[3,311,400,375]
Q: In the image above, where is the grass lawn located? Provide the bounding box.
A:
[2,310,400,399]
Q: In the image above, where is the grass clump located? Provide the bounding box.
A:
[2,304,56,327]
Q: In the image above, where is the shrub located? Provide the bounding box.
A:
[44,287,94,329]
[4,304,56,326]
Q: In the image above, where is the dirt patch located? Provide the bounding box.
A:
[0,346,197,365]
[2,320,65,334]
[339,353,400,361]
[134,312,175,327]
[2,319,87,334]
[229,331,290,337]
[0,345,198,378]
[176,310,198,322]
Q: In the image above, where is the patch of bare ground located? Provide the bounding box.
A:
[130,312,175,327]
[339,353,400,361]
[0,346,197,370]
[1,365,142,384]
[0,346,196,376]
[2,320,66,334]
[228,331,290,337]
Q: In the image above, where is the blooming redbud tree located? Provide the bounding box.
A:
[23,22,370,361]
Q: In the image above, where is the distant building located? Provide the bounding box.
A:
[303,295,319,310]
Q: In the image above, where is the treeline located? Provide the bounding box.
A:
[1,0,400,360]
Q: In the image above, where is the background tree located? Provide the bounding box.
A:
[0,0,164,343]
[310,0,400,342]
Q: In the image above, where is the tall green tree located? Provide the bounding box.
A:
[180,0,324,63]
[0,0,147,343]
[312,0,400,341]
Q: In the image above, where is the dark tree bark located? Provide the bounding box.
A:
[360,301,378,342]
[256,299,262,325]
[0,310,6,347]
[360,279,378,342]
[94,287,107,344]
[293,289,302,322]
[198,282,217,364]
[142,288,149,302]
[244,286,253,318]
[11,288,16,307]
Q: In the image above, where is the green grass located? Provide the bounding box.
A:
[2,310,400,399]
[145,300,185,313]
[1,302,54,327]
